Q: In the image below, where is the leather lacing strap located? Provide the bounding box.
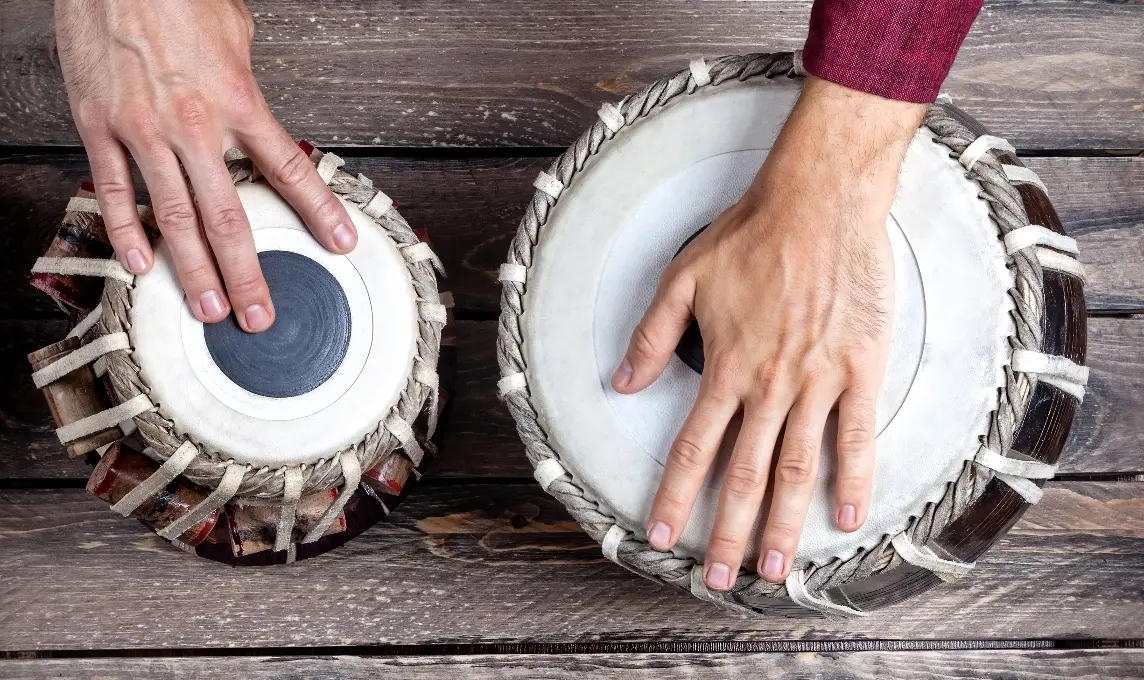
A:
[110,441,200,516]
[958,135,1015,171]
[1002,164,1049,194]
[68,304,104,339]
[157,462,246,540]
[412,360,442,438]
[533,171,564,200]
[532,458,567,491]
[974,445,1057,504]
[688,566,759,617]
[275,466,305,557]
[384,413,425,466]
[316,151,345,184]
[401,241,446,276]
[65,195,154,223]
[497,372,527,397]
[418,301,448,325]
[890,533,975,583]
[32,257,133,284]
[1004,225,1086,281]
[56,393,152,444]
[303,450,361,544]
[784,569,867,618]
[1012,349,1090,401]
[498,263,527,285]
[689,58,712,87]
[32,332,130,389]
[597,102,625,134]
[601,524,627,563]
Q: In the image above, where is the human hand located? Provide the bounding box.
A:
[612,76,925,590]
[55,0,357,331]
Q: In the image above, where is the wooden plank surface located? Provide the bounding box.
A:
[3,649,1143,679]
[1,155,1141,317]
[2,316,1143,480]
[2,1,1142,149]
[0,480,1141,649]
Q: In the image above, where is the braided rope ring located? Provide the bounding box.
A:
[496,52,1087,615]
[85,150,444,502]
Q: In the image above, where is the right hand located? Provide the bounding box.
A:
[55,0,358,332]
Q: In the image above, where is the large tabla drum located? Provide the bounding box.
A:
[497,53,1088,616]
[29,143,454,565]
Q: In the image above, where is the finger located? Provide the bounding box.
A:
[834,384,878,533]
[758,393,835,583]
[613,266,695,394]
[129,143,231,323]
[85,134,152,275]
[701,399,790,591]
[237,117,357,254]
[179,143,273,332]
[645,374,739,553]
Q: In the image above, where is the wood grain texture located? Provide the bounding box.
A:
[1,0,1142,149]
[3,649,1144,679]
[1,155,1141,317]
[2,317,1143,480]
[0,481,1141,649]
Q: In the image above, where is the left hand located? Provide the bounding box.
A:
[611,76,925,590]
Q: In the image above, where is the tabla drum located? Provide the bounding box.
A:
[28,142,455,565]
[497,52,1088,616]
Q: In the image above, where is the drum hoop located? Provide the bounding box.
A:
[497,52,1087,615]
[63,149,445,504]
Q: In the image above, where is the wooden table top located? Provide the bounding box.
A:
[1,1,1142,677]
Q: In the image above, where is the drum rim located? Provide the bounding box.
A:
[497,51,1088,617]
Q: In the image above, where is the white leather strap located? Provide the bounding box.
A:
[413,360,441,438]
[891,533,975,583]
[958,135,1015,171]
[384,413,425,466]
[533,458,567,491]
[109,441,200,516]
[498,263,527,284]
[533,171,564,200]
[32,257,134,284]
[601,524,627,563]
[1004,225,1078,256]
[1003,165,1049,193]
[157,463,245,540]
[401,242,445,274]
[497,372,527,396]
[1012,349,1089,401]
[32,333,130,389]
[56,393,151,444]
[316,152,345,184]
[975,445,1057,479]
[597,102,625,133]
[274,466,304,553]
[356,173,373,187]
[1035,248,1087,281]
[418,301,448,325]
[363,189,394,218]
[785,570,867,618]
[303,451,361,544]
[689,58,712,87]
[67,304,104,339]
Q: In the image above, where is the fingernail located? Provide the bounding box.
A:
[612,358,633,389]
[332,223,356,252]
[244,303,271,331]
[124,249,147,274]
[199,290,225,319]
[762,550,785,581]
[647,521,671,550]
[838,504,857,531]
[704,562,732,591]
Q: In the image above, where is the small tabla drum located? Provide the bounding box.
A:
[28,142,455,565]
[497,52,1088,616]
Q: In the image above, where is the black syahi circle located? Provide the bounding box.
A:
[204,250,352,398]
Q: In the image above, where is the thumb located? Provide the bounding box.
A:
[613,267,695,394]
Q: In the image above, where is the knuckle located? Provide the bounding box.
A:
[104,218,139,241]
[152,197,198,230]
[271,148,314,189]
[178,261,217,288]
[226,78,263,124]
[206,207,249,240]
[723,460,767,495]
[225,271,267,300]
[628,324,663,362]
[312,192,345,226]
[837,421,874,458]
[668,435,709,473]
[775,447,815,486]
[765,518,799,545]
[706,532,744,557]
[173,94,214,131]
[705,358,741,396]
[74,99,109,134]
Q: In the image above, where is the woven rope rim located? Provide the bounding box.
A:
[496,52,1050,613]
[86,152,443,502]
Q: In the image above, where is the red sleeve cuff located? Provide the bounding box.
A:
[802,0,983,103]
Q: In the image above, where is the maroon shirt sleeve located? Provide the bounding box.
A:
[802,0,983,103]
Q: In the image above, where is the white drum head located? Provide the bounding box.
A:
[129,182,418,467]
[521,78,1014,567]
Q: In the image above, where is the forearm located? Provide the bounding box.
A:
[801,0,984,103]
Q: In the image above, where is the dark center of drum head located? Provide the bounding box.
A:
[204,250,351,398]
[673,225,708,374]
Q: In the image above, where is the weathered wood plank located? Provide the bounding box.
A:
[2,317,1142,480]
[1,155,1141,317]
[1,1,1142,149]
[3,649,1144,679]
[0,481,1141,649]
